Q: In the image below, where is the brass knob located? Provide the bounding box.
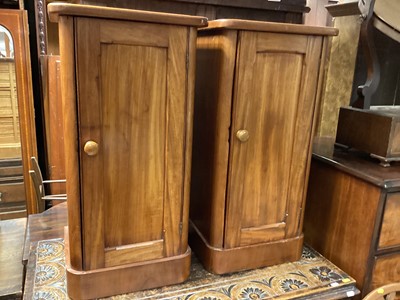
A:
[84,141,99,156]
[236,130,249,142]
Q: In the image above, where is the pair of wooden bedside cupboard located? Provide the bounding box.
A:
[304,138,400,298]
[49,2,338,299]
[189,20,337,274]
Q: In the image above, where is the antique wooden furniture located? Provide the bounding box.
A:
[41,55,66,196]
[363,283,400,300]
[331,0,400,166]
[28,156,66,212]
[48,3,206,299]
[0,10,37,215]
[0,158,25,220]
[336,106,400,166]
[304,138,400,298]
[189,19,337,274]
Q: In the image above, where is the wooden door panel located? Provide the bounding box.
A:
[101,44,166,249]
[225,32,310,248]
[76,18,188,269]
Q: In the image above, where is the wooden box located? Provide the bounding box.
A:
[304,138,400,298]
[189,20,338,274]
[48,3,206,299]
[336,106,400,166]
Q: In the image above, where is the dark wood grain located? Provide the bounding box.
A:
[378,193,400,249]
[312,137,400,189]
[304,138,400,298]
[370,253,400,292]
[304,159,381,293]
[0,218,26,299]
[71,0,306,23]
[336,107,400,161]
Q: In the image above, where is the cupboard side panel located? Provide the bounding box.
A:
[181,27,197,252]
[285,36,322,238]
[190,30,237,248]
[163,25,189,257]
[304,161,381,291]
[59,16,82,270]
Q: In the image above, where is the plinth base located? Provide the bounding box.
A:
[189,221,303,275]
[336,106,400,166]
[64,228,191,299]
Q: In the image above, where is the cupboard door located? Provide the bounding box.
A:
[225,31,322,248]
[75,18,189,270]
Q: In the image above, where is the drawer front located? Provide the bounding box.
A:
[379,193,400,249]
[0,182,25,204]
[369,253,400,293]
[0,202,26,220]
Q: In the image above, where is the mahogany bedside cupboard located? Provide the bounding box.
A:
[304,138,400,298]
[189,19,338,274]
[48,3,207,299]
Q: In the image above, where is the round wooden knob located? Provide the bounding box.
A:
[236,130,249,142]
[84,141,99,156]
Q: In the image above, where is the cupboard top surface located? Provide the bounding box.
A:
[48,3,208,27]
[312,137,400,189]
[203,19,338,36]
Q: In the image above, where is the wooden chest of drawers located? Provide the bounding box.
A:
[0,158,26,220]
[304,138,400,298]
[189,20,337,274]
[48,3,206,299]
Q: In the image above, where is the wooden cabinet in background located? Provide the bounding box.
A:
[42,55,66,198]
[189,20,337,274]
[0,9,37,215]
[0,159,26,220]
[304,138,400,298]
[48,3,206,299]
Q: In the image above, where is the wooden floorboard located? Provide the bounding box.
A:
[0,218,26,299]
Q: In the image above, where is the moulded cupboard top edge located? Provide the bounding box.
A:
[47,3,208,27]
[202,19,338,36]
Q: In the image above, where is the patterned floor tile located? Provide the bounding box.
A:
[30,239,356,299]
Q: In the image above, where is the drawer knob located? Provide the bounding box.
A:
[84,141,99,156]
[236,130,249,142]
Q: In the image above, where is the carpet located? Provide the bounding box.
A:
[31,239,358,299]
